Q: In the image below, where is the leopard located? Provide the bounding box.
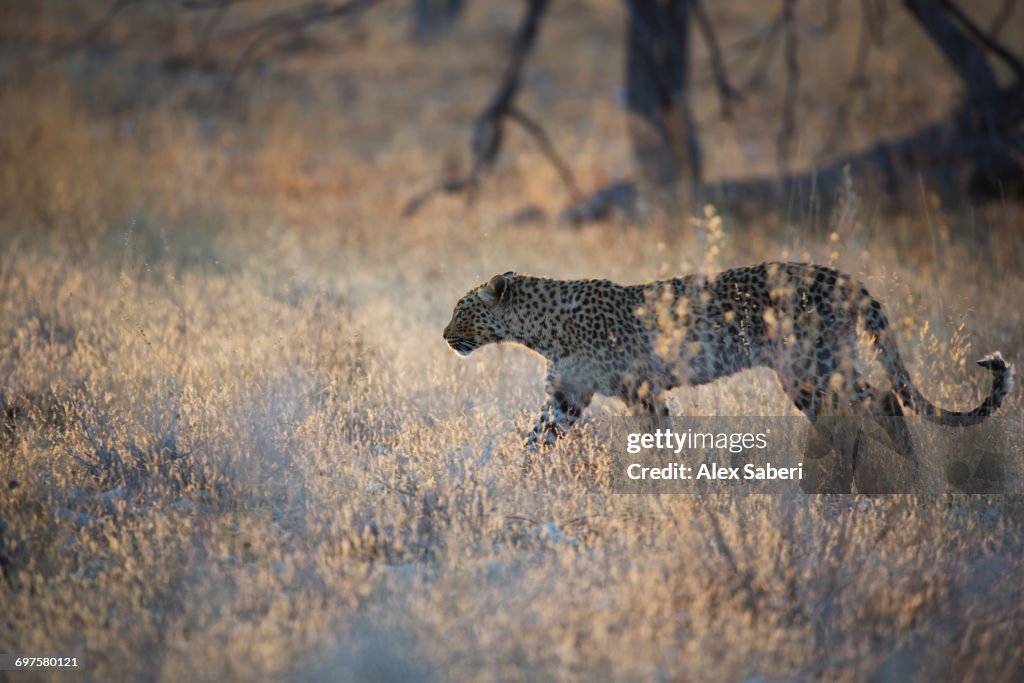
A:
[442,263,1014,491]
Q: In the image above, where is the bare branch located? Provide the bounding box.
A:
[225,0,386,89]
[718,15,784,56]
[401,177,475,219]
[53,0,150,57]
[477,0,550,137]
[942,0,1024,82]
[193,0,233,58]
[693,0,743,118]
[508,108,583,202]
[738,13,784,92]
[819,2,876,153]
[403,0,556,217]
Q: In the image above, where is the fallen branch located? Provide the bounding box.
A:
[562,83,1024,225]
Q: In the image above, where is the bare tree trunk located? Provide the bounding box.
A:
[904,0,1002,127]
[388,0,1023,224]
[902,0,1024,203]
[625,0,702,203]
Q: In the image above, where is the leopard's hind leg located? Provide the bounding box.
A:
[848,380,920,492]
[774,360,856,494]
[772,312,866,493]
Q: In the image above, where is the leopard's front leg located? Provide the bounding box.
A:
[525,367,593,450]
[622,383,672,438]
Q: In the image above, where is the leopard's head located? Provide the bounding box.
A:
[443,273,515,356]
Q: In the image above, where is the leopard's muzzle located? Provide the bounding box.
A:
[446,337,479,356]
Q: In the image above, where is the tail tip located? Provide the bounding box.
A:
[976,351,1005,369]
[978,351,1014,384]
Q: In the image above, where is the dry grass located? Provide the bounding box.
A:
[2,2,1024,681]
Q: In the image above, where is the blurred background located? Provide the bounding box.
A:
[2,0,1023,250]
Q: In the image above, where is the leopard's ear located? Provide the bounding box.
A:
[478,273,510,305]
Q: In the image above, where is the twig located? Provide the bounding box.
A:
[686,17,779,92]
[52,0,150,57]
[716,16,785,60]
[693,0,743,118]
[225,0,385,89]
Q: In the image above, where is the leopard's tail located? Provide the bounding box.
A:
[861,287,1014,426]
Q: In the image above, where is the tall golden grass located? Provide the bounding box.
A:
[1,2,1023,681]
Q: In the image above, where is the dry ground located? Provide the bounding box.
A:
[1,2,1024,681]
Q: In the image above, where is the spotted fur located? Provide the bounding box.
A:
[443,263,1013,467]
